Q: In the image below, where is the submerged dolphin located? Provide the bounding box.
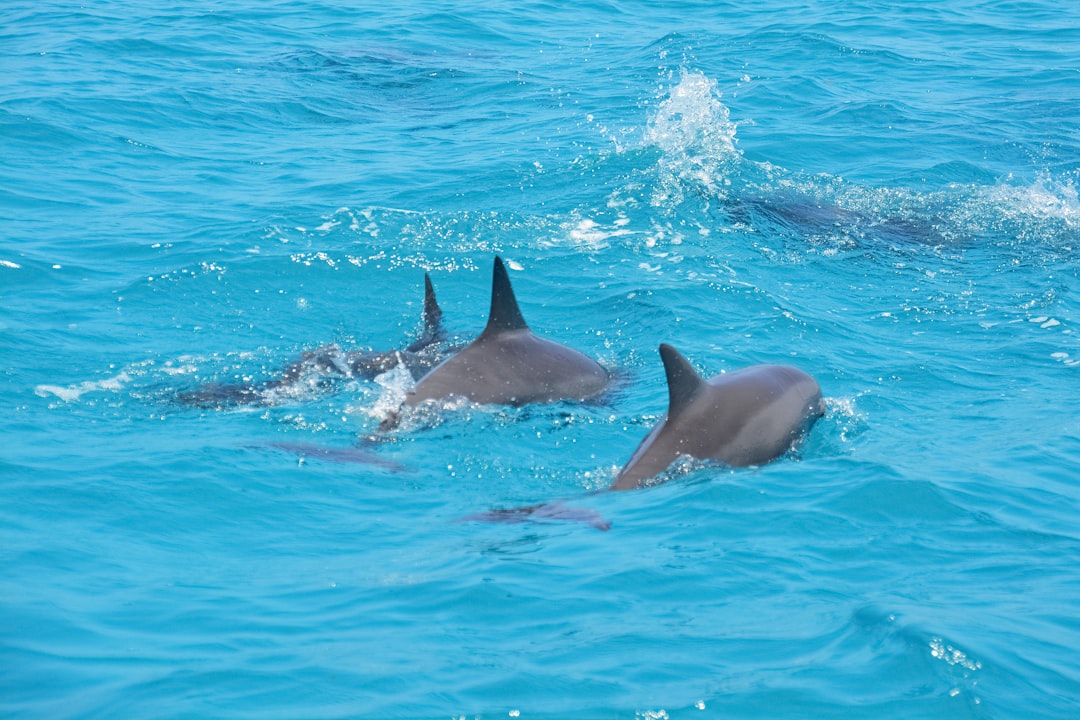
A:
[178,274,449,408]
[401,256,609,408]
[610,344,824,490]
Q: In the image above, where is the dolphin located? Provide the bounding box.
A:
[463,345,823,529]
[400,256,610,408]
[733,193,947,248]
[178,273,449,408]
[610,344,824,490]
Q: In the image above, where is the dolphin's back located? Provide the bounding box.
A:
[406,329,608,406]
[700,364,823,466]
[611,350,823,490]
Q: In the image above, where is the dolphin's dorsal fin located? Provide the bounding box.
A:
[406,273,446,352]
[422,273,444,338]
[483,256,529,335]
[659,344,705,416]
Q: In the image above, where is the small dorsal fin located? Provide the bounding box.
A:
[659,343,705,416]
[482,256,529,335]
[422,273,443,338]
[405,273,446,352]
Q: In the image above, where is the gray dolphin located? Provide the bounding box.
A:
[610,344,824,490]
[178,273,449,408]
[401,256,610,408]
[466,345,823,529]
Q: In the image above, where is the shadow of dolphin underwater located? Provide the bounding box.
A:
[468,343,825,530]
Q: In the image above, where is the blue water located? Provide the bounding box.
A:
[3,1,1079,717]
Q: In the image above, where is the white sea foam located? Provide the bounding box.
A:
[362,361,416,422]
[991,175,1079,226]
[644,70,737,157]
[929,637,982,672]
[558,216,635,248]
[35,372,132,402]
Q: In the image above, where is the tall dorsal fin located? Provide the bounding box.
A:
[659,343,706,416]
[405,273,445,352]
[482,256,529,335]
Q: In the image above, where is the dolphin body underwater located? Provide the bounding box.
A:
[177,274,449,408]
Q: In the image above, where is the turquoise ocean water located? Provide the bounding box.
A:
[3,2,1079,717]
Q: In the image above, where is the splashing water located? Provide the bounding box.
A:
[644,70,741,206]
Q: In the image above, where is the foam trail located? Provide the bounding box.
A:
[35,372,132,402]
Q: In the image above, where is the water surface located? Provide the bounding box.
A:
[3,2,1079,717]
